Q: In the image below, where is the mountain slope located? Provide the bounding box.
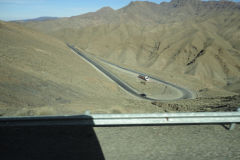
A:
[21,0,240,92]
[0,21,136,116]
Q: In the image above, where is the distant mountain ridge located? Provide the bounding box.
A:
[13,16,58,22]
[21,0,240,30]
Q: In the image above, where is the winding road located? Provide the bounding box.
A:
[67,44,194,101]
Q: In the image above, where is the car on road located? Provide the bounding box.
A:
[138,74,149,81]
[140,93,147,97]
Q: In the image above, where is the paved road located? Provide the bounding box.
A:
[95,56,194,100]
[67,44,194,101]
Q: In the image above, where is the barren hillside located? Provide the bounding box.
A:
[22,0,240,93]
[1,0,240,116]
[1,21,149,116]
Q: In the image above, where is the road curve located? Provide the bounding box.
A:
[95,57,194,100]
[67,44,194,101]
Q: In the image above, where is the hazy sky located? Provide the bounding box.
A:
[0,0,239,21]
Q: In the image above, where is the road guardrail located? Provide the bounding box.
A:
[0,108,239,130]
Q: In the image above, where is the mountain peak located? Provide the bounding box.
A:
[172,0,200,1]
[128,1,157,6]
[97,7,114,13]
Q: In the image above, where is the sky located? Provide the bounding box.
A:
[0,0,170,21]
[0,0,239,21]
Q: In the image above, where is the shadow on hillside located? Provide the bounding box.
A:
[0,118,105,160]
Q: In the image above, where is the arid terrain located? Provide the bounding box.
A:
[1,0,240,116]
[0,21,153,116]
[1,1,240,160]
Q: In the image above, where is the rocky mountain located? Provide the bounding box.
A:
[19,0,240,92]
